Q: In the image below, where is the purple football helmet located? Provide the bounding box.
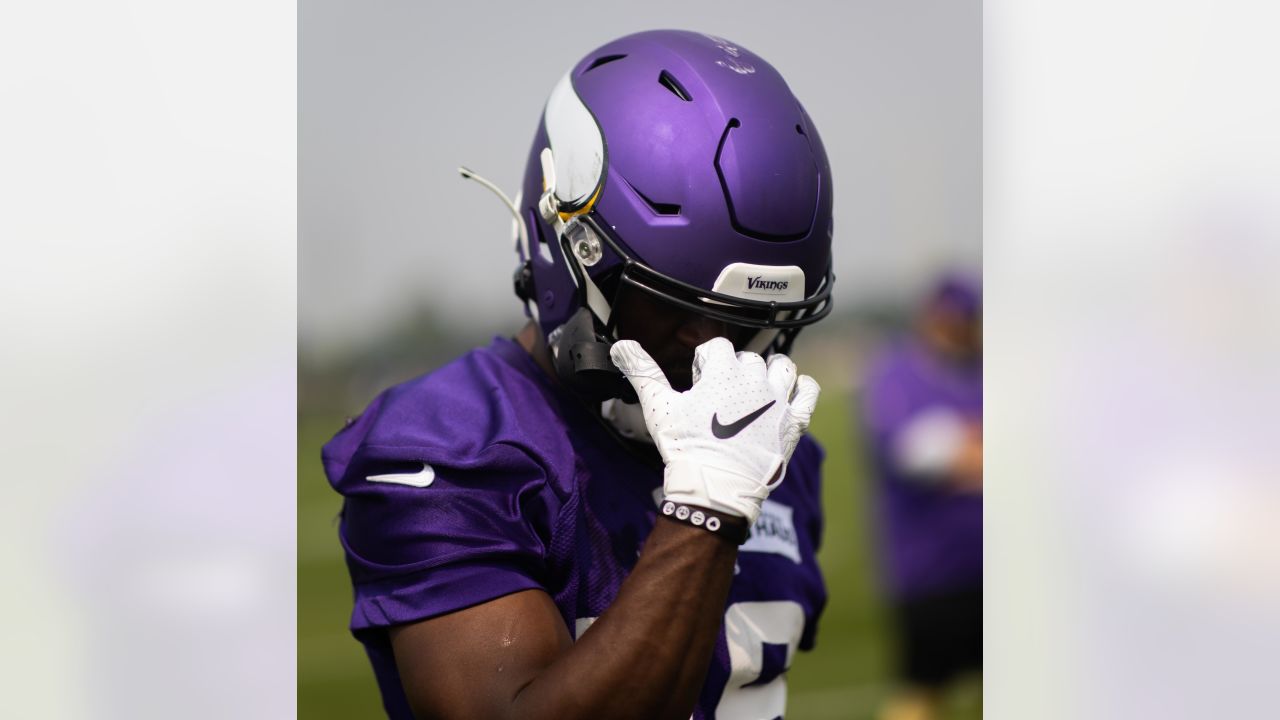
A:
[503,30,833,397]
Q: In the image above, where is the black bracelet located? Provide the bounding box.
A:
[658,499,750,545]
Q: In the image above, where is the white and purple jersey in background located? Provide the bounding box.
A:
[324,337,827,719]
[862,338,982,600]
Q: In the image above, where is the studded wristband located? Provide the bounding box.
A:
[658,499,750,545]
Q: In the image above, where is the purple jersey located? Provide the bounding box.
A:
[862,338,982,599]
[323,337,827,719]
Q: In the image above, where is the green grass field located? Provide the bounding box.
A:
[299,387,979,718]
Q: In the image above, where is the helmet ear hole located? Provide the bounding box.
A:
[513,261,534,303]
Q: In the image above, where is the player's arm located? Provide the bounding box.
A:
[392,338,819,720]
[391,515,738,720]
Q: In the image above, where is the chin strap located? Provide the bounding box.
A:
[548,307,636,403]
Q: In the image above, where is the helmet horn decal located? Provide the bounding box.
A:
[542,71,607,214]
[538,73,613,328]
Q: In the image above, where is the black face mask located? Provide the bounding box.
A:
[562,213,833,354]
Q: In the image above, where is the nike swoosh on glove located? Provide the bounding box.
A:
[610,337,821,524]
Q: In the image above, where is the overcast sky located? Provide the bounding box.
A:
[300,0,979,356]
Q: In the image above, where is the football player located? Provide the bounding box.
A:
[862,274,982,720]
[324,30,835,719]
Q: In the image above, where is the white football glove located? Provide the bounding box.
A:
[610,337,821,524]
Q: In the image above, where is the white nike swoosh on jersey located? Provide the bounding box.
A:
[365,463,435,488]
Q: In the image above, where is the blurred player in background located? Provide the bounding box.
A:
[323,31,835,719]
[861,273,982,720]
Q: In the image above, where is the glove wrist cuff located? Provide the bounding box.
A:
[664,461,768,524]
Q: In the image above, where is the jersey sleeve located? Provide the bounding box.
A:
[327,427,558,634]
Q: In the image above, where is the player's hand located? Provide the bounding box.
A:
[610,337,820,524]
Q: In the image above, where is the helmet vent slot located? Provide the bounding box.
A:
[624,176,682,216]
[584,54,627,73]
[658,70,692,102]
